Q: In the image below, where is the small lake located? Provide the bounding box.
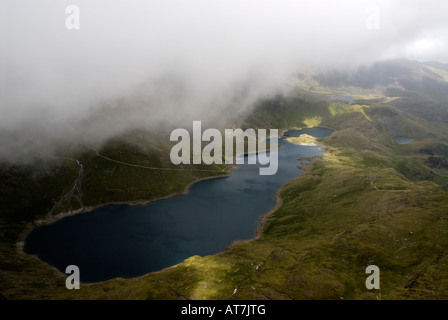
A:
[24,127,333,282]
[394,136,414,144]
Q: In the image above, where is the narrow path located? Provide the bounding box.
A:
[370,174,380,191]
[50,157,84,214]
[423,165,448,178]
[366,169,380,191]
[81,143,227,173]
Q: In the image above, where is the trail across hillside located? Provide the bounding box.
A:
[81,143,227,173]
[49,157,84,213]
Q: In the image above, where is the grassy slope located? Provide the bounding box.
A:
[27,101,448,300]
[2,62,448,299]
[0,130,228,299]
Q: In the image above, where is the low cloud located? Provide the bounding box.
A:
[1,0,447,162]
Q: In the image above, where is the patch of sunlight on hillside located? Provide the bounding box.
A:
[329,103,371,121]
[286,134,317,146]
[329,103,351,116]
[355,105,372,121]
[183,255,233,299]
[303,116,322,127]
[426,66,448,82]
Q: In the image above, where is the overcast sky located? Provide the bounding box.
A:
[0,0,447,161]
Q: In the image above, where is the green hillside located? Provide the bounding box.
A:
[1,59,448,300]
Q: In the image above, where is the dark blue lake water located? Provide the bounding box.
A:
[24,127,333,282]
[394,136,414,145]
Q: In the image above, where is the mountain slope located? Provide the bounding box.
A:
[1,59,448,300]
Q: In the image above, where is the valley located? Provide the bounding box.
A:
[1,59,448,300]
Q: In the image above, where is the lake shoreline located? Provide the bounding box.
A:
[17,170,234,257]
[19,126,332,283]
[236,142,328,246]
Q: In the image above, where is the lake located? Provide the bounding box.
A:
[394,136,414,144]
[24,127,333,282]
